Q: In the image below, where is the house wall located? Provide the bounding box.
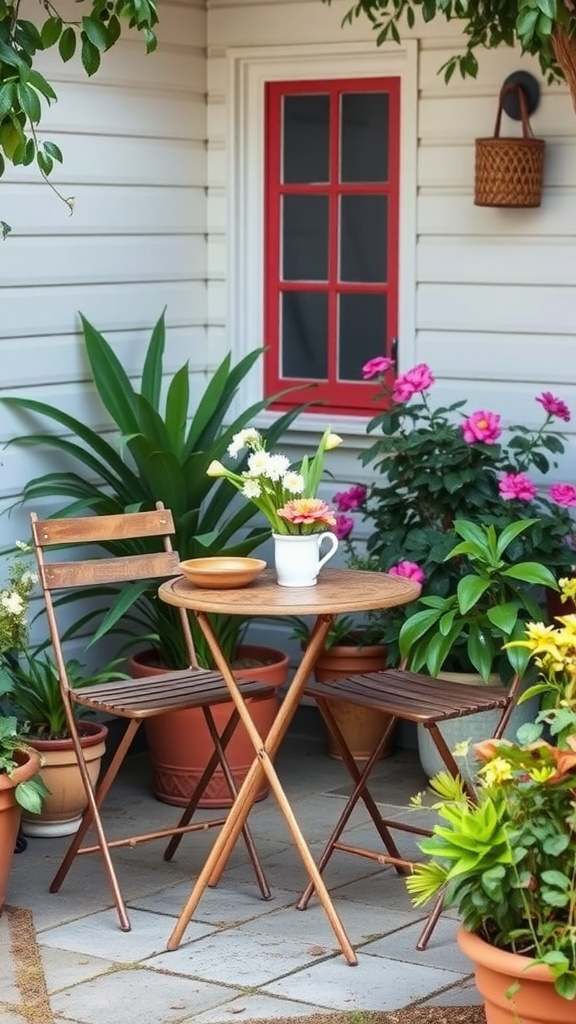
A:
[0,1,208,656]
[0,0,208,542]
[207,0,576,472]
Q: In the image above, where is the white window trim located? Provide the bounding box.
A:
[226,40,418,436]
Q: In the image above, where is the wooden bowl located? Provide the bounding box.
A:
[178,556,267,589]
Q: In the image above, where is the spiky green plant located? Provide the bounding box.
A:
[1,312,309,668]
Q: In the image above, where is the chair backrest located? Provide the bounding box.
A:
[30,502,199,701]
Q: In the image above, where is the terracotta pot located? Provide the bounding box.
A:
[137,645,289,808]
[313,641,394,761]
[457,925,574,1024]
[0,747,42,908]
[21,721,108,838]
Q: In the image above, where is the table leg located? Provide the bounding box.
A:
[166,612,358,965]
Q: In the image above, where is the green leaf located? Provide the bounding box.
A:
[43,141,63,163]
[81,35,101,76]
[501,563,558,587]
[82,15,111,51]
[40,16,63,48]
[59,27,77,62]
[457,575,491,614]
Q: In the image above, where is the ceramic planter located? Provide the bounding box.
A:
[417,671,539,781]
[21,721,108,838]
[138,645,289,808]
[0,748,42,908]
[458,925,574,1024]
[313,640,394,760]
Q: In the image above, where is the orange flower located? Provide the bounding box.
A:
[277,498,336,528]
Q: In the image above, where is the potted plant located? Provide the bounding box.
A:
[405,597,576,1020]
[398,518,558,778]
[0,313,307,807]
[356,357,575,669]
[0,715,45,908]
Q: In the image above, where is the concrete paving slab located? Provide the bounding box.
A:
[38,907,216,962]
[149,929,333,987]
[50,966,243,1024]
[132,880,297,926]
[190,993,336,1023]
[362,918,473,974]
[237,897,416,949]
[262,952,468,1011]
[37,945,118,994]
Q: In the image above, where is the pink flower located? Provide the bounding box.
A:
[334,514,354,540]
[388,561,426,585]
[499,473,537,501]
[461,410,502,445]
[392,363,434,403]
[362,356,394,380]
[549,484,576,508]
[333,484,367,512]
[277,498,337,527]
[536,392,571,423]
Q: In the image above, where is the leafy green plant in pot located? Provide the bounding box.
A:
[0,715,45,907]
[0,313,307,806]
[405,625,576,1021]
[398,518,559,779]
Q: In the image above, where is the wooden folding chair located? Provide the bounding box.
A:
[30,504,275,931]
[298,667,522,948]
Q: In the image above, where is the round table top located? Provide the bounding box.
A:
[158,568,420,616]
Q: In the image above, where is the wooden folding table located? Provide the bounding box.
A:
[158,567,420,964]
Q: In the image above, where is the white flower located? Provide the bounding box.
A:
[242,479,261,499]
[206,460,226,477]
[20,571,38,586]
[247,450,273,477]
[228,428,261,458]
[15,540,31,552]
[325,432,343,451]
[266,454,290,481]
[283,471,304,495]
[1,591,25,616]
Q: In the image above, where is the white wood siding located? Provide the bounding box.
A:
[0,1,209,550]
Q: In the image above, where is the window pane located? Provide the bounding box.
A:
[338,293,387,381]
[283,95,329,184]
[283,195,329,281]
[281,292,328,379]
[341,92,389,182]
[340,195,388,283]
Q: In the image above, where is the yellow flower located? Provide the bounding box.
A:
[478,757,514,787]
[325,432,343,451]
[559,577,576,601]
[206,460,226,477]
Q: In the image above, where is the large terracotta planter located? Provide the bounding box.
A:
[457,926,574,1024]
[21,721,108,838]
[313,641,394,761]
[138,645,289,808]
[0,747,42,908]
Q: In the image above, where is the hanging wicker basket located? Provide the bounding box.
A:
[474,83,545,208]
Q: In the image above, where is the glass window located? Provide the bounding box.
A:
[281,292,328,379]
[283,95,330,184]
[340,195,388,283]
[339,293,387,381]
[283,195,329,281]
[341,92,389,182]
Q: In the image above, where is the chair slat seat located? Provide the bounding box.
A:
[306,670,509,724]
[72,674,274,717]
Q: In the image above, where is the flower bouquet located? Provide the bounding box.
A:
[207,427,342,586]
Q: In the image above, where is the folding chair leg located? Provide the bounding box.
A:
[50,718,141,931]
[164,705,271,901]
[297,700,406,912]
[416,890,446,950]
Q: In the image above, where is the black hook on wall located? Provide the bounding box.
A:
[500,70,541,120]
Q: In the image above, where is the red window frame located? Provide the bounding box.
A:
[264,77,400,415]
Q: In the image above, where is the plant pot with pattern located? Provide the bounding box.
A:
[133,644,289,808]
